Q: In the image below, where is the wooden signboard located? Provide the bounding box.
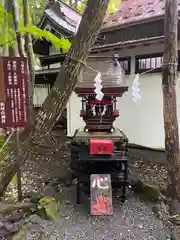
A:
[90,174,113,215]
[0,57,29,128]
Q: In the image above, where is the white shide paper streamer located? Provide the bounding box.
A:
[94,72,104,101]
[132,74,141,102]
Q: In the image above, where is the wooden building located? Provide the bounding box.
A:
[33,0,81,107]
[34,0,180,148]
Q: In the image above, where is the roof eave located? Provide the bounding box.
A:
[100,15,164,33]
[91,36,164,52]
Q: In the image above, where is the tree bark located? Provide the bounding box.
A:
[74,0,78,10]
[3,0,9,56]
[11,0,25,57]
[7,0,18,56]
[0,0,110,196]
[162,0,180,201]
[0,201,35,215]
[23,0,35,124]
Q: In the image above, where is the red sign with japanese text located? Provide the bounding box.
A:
[90,174,113,215]
[0,57,29,128]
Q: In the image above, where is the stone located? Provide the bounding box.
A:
[171,226,180,240]
[37,196,59,220]
[153,202,169,221]
[133,182,162,201]
[11,226,26,240]
[169,215,180,225]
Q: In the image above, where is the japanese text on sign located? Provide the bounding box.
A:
[91,176,109,189]
[0,57,28,128]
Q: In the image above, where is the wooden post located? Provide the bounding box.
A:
[16,129,22,202]
[162,0,180,202]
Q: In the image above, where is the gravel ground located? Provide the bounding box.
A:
[2,130,171,239]
[24,190,171,240]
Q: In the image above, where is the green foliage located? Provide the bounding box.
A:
[0,4,15,47]
[21,25,71,50]
[0,0,120,51]
[29,0,46,25]
[134,183,161,201]
[63,0,121,14]
[0,135,5,148]
[76,0,87,13]
[10,174,17,185]
[107,0,121,13]
[0,2,71,51]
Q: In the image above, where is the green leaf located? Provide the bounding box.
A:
[66,0,121,14]
[0,135,5,148]
[107,0,121,13]
[11,175,17,185]
[0,3,71,50]
[20,24,71,50]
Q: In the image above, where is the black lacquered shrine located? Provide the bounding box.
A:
[70,55,129,205]
[75,55,128,133]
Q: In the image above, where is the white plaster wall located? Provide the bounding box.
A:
[33,84,51,107]
[67,43,180,148]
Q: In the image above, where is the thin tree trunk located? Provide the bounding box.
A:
[23,0,35,124]
[7,0,18,56]
[162,0,180,202]
[11,0,25,56]
[74,0,78,10]
[3,0,9,56]
[0,0,110,196]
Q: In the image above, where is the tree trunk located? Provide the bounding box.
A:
[0,0,110,196]
[0,201,35,215]
[11,0,25,57]
[3,0,9,56]
[23,0,35,124]
[7,0,18,56]
[162,0,180,201]
[74,0,78,10]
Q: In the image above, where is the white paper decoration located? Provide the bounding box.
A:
[101,105,107,116]
[132,74,141,102]
[94,72,104,101]
[91,105,96,116]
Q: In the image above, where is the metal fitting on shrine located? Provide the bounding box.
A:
[113,53,119,66]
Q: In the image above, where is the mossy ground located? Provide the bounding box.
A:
[0,135,5,148]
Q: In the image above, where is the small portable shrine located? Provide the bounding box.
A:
[70,55,129,215]
[75,55,128,133]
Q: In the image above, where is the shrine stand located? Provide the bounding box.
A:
[70,55,129,215]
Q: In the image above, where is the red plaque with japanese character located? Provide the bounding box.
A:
[90,138,114,155]
[0,57,29,128]
[90,174,113,215]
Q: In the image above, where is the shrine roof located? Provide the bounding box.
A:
[37,0,180,41]
[102,0,180,31]
[40,0,81,36]
[36,56,128,91]
[75,57,127,90]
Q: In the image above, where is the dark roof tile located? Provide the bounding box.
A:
[103,0,180,29]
